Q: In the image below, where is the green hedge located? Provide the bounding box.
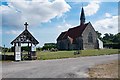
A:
[104,43,120,49]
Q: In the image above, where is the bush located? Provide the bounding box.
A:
[104,43,120,49]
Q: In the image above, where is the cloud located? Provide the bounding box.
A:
[84,0,100,16]
[57,23,74,33]
[105,13,112,18]
[5,30,21,35]
[93,14,118,36]
[1,0,71,28]
[1,5,24,29]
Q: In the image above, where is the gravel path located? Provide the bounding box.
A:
[2,54,118,78]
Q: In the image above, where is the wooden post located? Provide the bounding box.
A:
[3,45,5,60]
[14,43,21,61]
[30,43,32,51]
[18,42,22,60]
[30,43,33,59]
[28,42,29,59]
[31,43,32,49]
[35,45,36,57]
[28,42,31,60]
[14,43,16,61]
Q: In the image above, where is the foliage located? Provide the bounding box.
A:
[96,31,102,40]
[36,47,42,51]
[10,46,31,52]
[104,43,120,49]
[1,47,10,53]
[42,43,57,50]
[21,46,31,51]
[103,33,114,43]
[112,33,120,43]
[96,31,120,49]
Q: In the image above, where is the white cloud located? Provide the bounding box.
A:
[84,0,100,16]
[1,5,24,28]
[5,30,21,35]
[105,13,112,18]
[1,0,71,28]
[57,23,74,33]
[93,15,118,36]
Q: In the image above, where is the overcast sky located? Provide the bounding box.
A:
[1,0,118,47]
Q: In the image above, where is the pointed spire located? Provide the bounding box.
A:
[80,7,85,25]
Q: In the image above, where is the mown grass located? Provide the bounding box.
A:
[2,49,119,60]
[37,49,119,60]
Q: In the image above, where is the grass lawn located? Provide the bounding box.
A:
[2,49,119,60]
[37,49,119,60]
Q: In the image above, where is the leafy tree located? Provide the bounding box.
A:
[96,31,102,40]
[36,47,42,51]
[102,33,120,49]
[42,43,57,50]
[103,33,114,43]
[113,33,120,43]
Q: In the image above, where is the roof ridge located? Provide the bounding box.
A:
[11,29,39,45]
[62,31,68,39]
[57,22,90,41]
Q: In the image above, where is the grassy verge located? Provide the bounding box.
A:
[37,49,119,60]
[2,49,119,60]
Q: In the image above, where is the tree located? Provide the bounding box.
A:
[96,31,102,40]
[102,33,120,49]
[42,43,57,50]
[113,33,120,43]
[103,33,114,43]
[36,47,42,51]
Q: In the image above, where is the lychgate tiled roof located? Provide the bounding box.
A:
[11,29,39,45]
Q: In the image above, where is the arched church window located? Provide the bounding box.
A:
[88,32,93,43]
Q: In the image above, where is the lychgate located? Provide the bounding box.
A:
[11,22,39,61]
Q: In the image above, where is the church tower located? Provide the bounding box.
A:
[80,7,85,25]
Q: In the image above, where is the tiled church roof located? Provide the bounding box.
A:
[57,23,89,42]
[57,31,67,41]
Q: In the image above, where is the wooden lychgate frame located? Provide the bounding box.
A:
[11,22,39,61]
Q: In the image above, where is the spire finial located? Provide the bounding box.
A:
[24,22,28,30]
[82,3,83,8]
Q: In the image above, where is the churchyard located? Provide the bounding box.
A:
[37,49,119,60]
[2,49,119,61]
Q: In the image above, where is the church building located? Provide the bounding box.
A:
[57,7,103,50]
